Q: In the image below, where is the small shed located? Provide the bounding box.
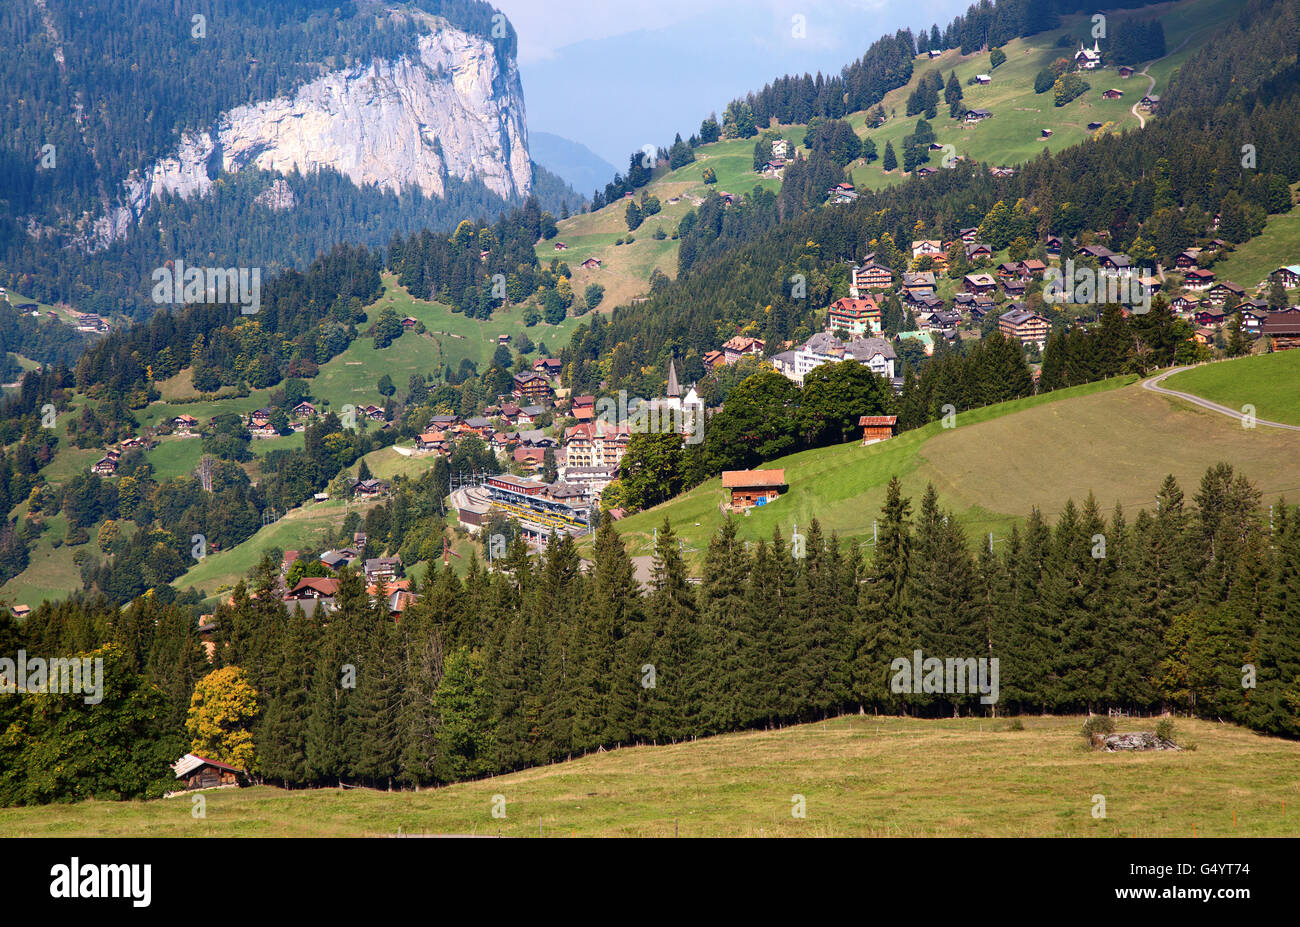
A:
[722,469,787,511]
[859,415,899,445]
[172,754,242,790]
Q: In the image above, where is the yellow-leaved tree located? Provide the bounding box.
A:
[186,666,259,771]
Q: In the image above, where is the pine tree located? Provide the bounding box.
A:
[882,140,898,172]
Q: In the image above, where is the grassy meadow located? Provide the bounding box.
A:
[1,715,1295,838]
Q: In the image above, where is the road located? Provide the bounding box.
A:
[1142,366,1300,432]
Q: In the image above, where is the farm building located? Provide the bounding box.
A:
[722,469,787,511]
[172,754,242,791]
[859,415,898,445]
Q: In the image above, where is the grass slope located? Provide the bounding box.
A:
[614,369,1300,566]
[1,715,1296,837]
[1163,351,1300,427]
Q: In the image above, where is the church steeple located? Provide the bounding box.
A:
[667,357,681,397]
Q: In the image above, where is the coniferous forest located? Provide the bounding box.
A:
[4,464,1299,803]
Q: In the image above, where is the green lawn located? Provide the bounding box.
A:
[1163,351,1300,427]
[1,715,1296,837]
[613,369,1300,568]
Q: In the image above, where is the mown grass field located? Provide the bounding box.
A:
[612,365,1300,566]
[1163,351,1300,427]
[1,715,1295,837]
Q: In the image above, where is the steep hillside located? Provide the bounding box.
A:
[2,714,1296,837]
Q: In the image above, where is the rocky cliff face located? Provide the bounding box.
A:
[85,14,531,248]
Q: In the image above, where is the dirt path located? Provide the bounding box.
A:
[1142,366,1300,432]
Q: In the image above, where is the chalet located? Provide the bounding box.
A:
[1021,259,1047,277]
[912,240,944,261]
[1184,268,1217,290]
[1174,249,1202,270]
[499,401,523,422]
[91,456,117,476]
[172,414,199,433]
[358,404,386,422]
[1262,308,1300,350]
[1194,307,1226,327]
[703,349,726,369]
[996,261,1024,279]
[512,371,554,403]
[913,295,946,314]
[1208,281,1246,307]
[292,401,317,418]
[581,258,602,270]
[1041,128,1053,138]
[571,395,595,422]
[517,429,556,448]
[1075,41,1102,70]
[975,74,992,85]
[496,334,511,345]
[965,242,993,261]
[928,49,943,59]
[963,273,998,295]
[1044,236,1063,258]
[518,404,545,425]
[1193,327,1216,346]
[859,415,898,445]
[902,271,937,298]
[489,431,517,453]
[761,160,786,178]
[400,316,418,330]
[828,183,858,204]
[353,478,386,499]
[771,139,790,159]
[722,335,766,362]
[364,557,401,584]
[1139,94,1159,111]
[1170,295,1197,314]
[828,297,883,336]
[287,577,341,600]
[553,241,568,251]
[917,166,939,177]
[1118,66,1135,78]
[1271,265,1300,288]
[462,417,494,436]
[319,548,358,571]
[533,357,564,378]
[11,604,31,620]
[173,754,242,790]
[1002,278,1026,297]
[852,261,894,292]
[999,308,1050,349]
[923,309,961,331]
[429,414,459,429]
[1102,88,1123,100]
[964,108,992,123]
[1076,244,1114,261]
[722,469,787,511]
[513,445,547,471]
[119,436,147,450]
[1239,304,1269,331]
[990,166,1016,178]
[1099,253,1132,272]
[966,302,990,322]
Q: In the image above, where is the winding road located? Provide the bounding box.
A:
[1142,366,1300,432]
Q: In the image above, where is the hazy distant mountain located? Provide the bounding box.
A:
[528,132,618,200]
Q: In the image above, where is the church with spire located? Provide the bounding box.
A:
[1075,40,1102,70]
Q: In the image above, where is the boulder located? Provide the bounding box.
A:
[1097,731,1180,751]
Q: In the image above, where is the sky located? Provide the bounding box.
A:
[492,0,977,169]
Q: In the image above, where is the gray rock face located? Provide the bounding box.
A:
[80,14,530,250]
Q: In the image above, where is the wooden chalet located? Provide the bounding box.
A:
[722,469,787,511]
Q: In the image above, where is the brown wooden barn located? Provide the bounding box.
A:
[859,415,899,445]
[722,469,787,511]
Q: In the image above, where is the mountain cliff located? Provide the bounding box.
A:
[90,11,533,249]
